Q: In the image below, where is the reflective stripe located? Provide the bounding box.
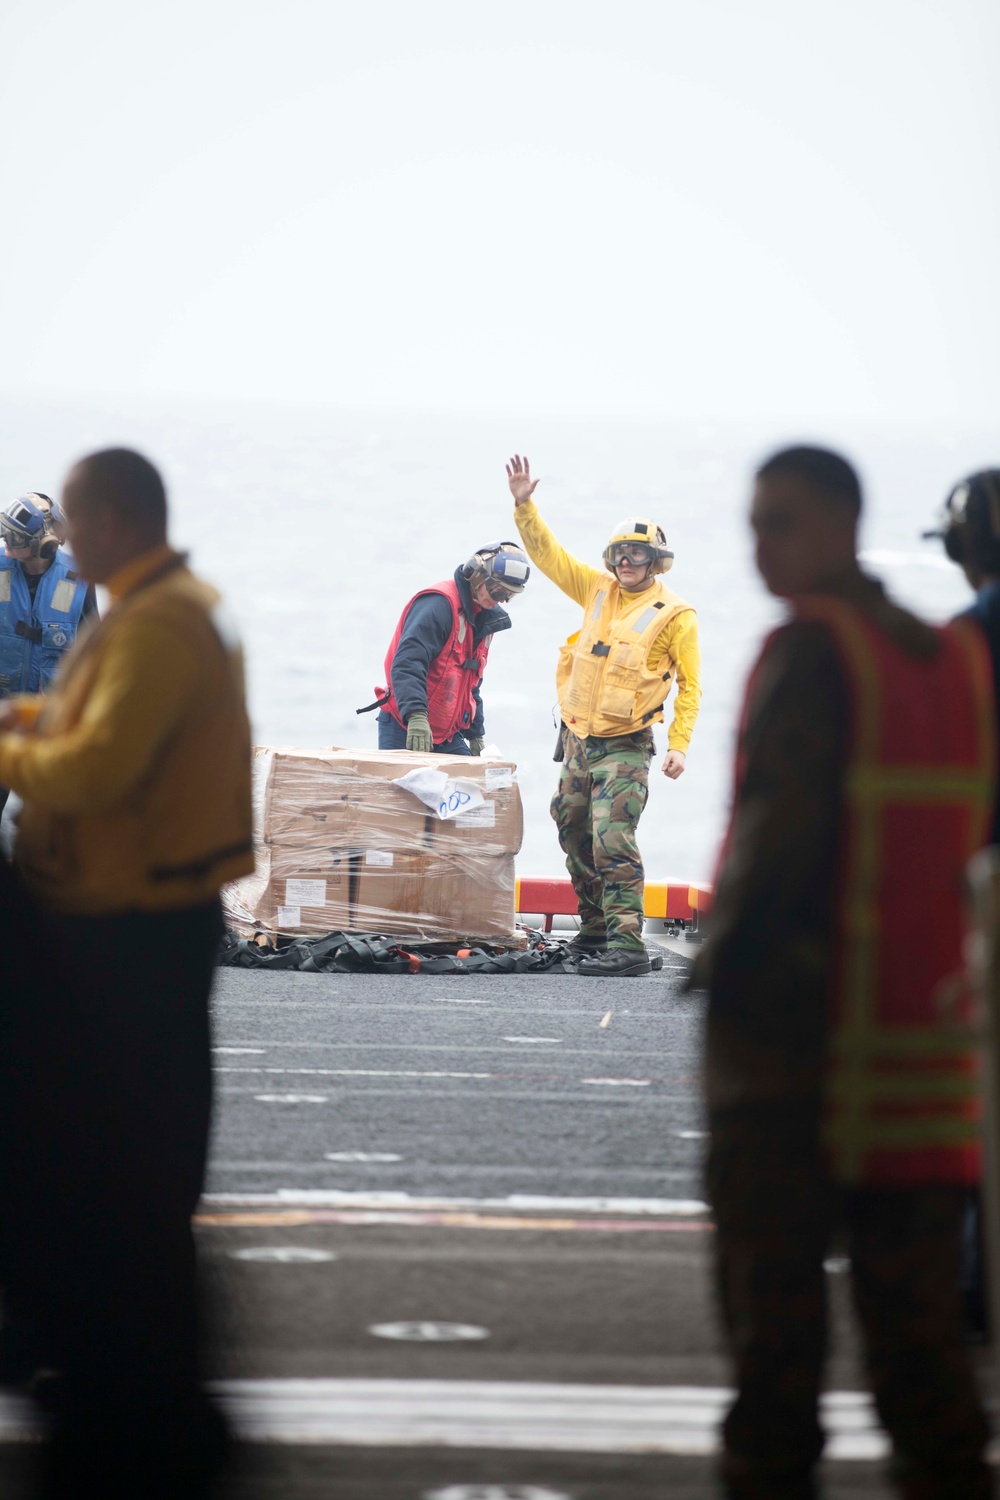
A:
[846,766,993,804]
[827,1072,980,1103]
[632,607,660,635]
[826,1116,981,1150]
[591,590,606,621]
[830,1026,978,1057]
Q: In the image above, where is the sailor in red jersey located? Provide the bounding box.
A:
[693,446,996,1500]
[361,542,530,755]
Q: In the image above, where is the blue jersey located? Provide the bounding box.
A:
[0,550,90,695]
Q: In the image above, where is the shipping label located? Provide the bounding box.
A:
[284,878,327,905]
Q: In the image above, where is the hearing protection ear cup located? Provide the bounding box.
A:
[943,527,966,564]
[39,536,59,562]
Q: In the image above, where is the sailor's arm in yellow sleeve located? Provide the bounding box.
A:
[0,619,201,813]
[513,499,605,609]
[652,609,702,753]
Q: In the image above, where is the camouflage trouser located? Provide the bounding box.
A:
[550,728,653,951]
[707,1102,993,1500]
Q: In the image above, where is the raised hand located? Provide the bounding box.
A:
[507,454,539,507]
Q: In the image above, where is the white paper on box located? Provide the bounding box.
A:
[277,906,301,927]
[284,878,327,905]
[484,766,514,789]
[365,850,394,867]
[456,800,497,829]
[392,767,486,821]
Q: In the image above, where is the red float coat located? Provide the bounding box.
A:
[380,579,491,744]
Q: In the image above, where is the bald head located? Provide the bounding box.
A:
[62,448,169,584]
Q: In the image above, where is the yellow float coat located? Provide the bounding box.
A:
[0,545,254,914]
[514,500,701,748]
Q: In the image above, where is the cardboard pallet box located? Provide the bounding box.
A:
[224,746,523,944]
[353,850,517,942]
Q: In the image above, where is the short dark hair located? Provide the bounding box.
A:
[75,448,167,536]
[756,445,863,517]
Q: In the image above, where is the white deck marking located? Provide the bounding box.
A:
[223,1068,495,1080]
[502,1037,562,1045]
[581,1078,651,1087]
[370,1322,489,1343]
[230,1247,337,1263]
[214,1047,267,1054]
[676,1130,707,1140]
[324,1152,402,1163]
[426,1489,569,1499]
[202,1191,710,1215]
[254,1094,329,1104]
[0,1380,910,1456]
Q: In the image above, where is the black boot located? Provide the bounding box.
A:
[576,947,651,977]
[565,932,607,957]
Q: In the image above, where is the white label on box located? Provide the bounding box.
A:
[285,879,327,905]
[277,905,301,927]
[365,850,394,867]
[484,767,514,789]
[392,767,486,821]
[456,801,497,828]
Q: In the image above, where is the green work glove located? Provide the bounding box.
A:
[405,711,433,753]
[466,735,485,757]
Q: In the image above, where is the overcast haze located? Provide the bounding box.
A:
[1,0,998,422]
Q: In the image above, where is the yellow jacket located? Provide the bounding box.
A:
[514,500,702,749]
[0,546,254,915]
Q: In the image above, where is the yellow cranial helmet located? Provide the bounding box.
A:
[603,517,674,575]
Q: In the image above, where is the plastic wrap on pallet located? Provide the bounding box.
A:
[222,746,523,945]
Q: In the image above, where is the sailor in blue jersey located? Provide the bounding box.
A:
[0,493,97,819]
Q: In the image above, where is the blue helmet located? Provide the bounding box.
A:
[1,494,51,556]
[463,540,531,601]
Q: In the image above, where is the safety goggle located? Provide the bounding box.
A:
[609,542,655,567]
[1,520,34,550]
[484,576,519,602]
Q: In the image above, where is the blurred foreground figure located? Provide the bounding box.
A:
[0,449,254,1498]
[693,447,996,1500]
[926,468,1000,1342]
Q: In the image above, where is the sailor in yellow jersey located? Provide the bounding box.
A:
[508,454,702,976]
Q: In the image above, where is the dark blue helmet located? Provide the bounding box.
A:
[1,494,49,555]
[463,541,531,601]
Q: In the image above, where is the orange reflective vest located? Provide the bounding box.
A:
[811,598,994,1184]
[730,596,996,1186]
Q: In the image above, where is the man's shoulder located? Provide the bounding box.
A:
[403,588,456,625]
[654,580,695,617]
[751,618,845,704]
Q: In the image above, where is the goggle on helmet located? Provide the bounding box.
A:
[603,517,674,575]
[464,541,531,601]
[1,494,50,555]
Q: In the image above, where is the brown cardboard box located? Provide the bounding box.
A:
[354,850,517,942]
[262,748,431,854]
[427,767,523,858]
[228,747,522,942]
[263,848,354,934]
[345,752,523,857]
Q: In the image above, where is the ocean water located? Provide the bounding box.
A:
[1,392,994,882]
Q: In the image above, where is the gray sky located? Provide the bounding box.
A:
[1,0,997,423]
